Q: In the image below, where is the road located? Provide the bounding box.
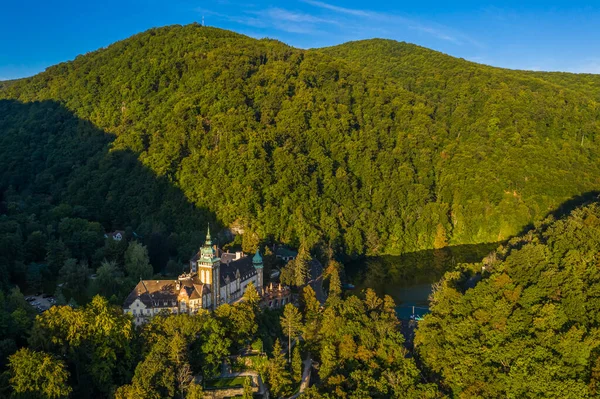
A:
[308,259,326,304]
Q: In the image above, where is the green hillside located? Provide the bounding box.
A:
[2,24,600,261]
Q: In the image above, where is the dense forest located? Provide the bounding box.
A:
[5,196,600,397]
[2,24,600,260]
[2,24,600,397]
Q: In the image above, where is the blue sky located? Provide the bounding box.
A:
[2,0,600,80]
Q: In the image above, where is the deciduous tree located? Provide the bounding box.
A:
[8,348,72,399]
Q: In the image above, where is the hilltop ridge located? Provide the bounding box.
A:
[1,24,600,258]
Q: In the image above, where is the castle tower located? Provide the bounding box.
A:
[197,225,220,307]
[252,248,264,294]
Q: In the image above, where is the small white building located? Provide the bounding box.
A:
[105,230,125,241]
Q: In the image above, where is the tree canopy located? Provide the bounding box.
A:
[416,200,600,398]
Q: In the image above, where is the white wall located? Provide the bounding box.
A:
[218,274,259,304]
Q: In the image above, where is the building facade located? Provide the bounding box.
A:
[261,283,292,310]
[123,227,264,325]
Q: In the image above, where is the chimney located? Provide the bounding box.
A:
[235,251,243,260]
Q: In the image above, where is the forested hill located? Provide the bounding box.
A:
[2,24,600,258]
[321,38,600,99]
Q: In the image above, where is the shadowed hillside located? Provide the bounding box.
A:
[0,99,216,288]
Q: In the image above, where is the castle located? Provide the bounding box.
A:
[123,227,271,325]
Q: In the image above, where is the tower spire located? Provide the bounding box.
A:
[205,223,212,246]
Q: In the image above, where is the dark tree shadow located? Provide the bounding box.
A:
[0,99,218,271]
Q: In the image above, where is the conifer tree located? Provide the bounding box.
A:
[301,286,321,347]
[242,376,253,399]
[267,339,291,398]
[280,304,303,363]
[328,268,342,297]
[186,382,204,399]
[292,345,303,384]
[293,247,311,287]
[243,281,261,306]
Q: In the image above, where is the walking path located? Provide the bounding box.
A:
[308,259,326,304]
[288,354,313,399]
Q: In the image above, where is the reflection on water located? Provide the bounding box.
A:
[346,243,499,318]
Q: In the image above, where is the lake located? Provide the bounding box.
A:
[345,242,498,319]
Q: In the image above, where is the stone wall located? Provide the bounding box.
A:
[204,387,244,398]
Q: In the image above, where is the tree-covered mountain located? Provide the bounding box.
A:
[2,24,600,260]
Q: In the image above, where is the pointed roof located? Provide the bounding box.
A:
[204,224,212,246]
[199,224,218,261]
[252,248,263,267]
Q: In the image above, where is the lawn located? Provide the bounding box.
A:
[205,376,249,389]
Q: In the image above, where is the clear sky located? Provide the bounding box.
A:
[2,0,600,80]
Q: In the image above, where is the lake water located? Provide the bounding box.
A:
[345,243,498,319]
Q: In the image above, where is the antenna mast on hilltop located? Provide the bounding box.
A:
[202,15,205,27]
